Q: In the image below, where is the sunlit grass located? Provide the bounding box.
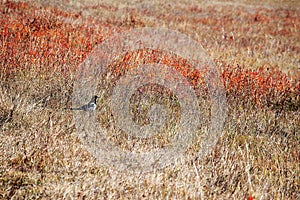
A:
[0,0,299,199]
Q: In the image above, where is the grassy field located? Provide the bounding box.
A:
[0,0,299,199]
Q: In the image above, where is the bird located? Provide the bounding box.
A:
[65,95,99,111]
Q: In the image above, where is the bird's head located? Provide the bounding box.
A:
[90,95,100,104]
[94,95,100,102]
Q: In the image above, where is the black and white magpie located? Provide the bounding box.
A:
[66,95,99,111]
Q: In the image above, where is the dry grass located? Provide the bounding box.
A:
[0,0,299,199]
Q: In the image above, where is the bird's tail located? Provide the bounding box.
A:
[64,107,81,110]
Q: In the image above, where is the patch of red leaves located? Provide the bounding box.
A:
[1,1,299,110]
[0,1,108,75]
[222,64,299,110]
[113,50,299,110]
[114,50,203,88]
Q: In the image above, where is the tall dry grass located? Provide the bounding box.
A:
[0,0,299,199]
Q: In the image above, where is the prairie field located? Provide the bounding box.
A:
[0,0,299,199]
